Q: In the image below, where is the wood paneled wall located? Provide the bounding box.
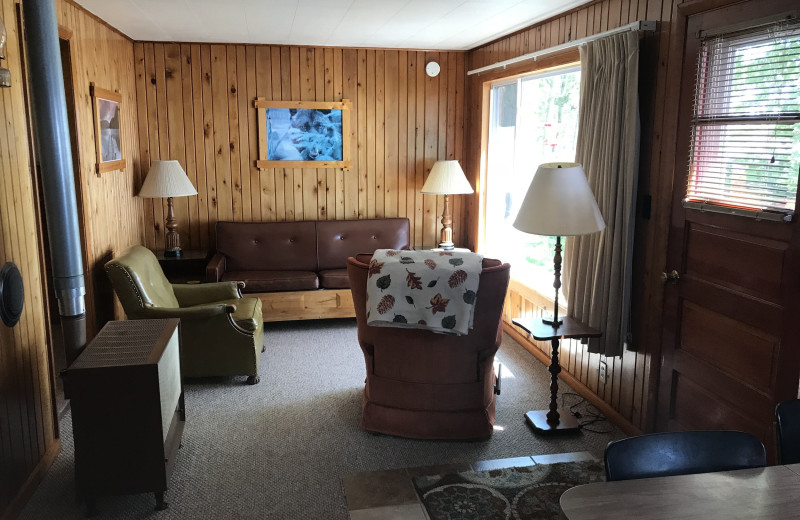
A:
[133,43,466,251]
[0,1,142,517]
[465,0,680,433]
[56,0,143,331]
[0,0,55,515]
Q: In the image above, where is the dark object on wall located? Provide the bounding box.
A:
[22,0,86,363]
[604,430,766,481]
[62,319,184,515]
[776,399,800,464]
[0,262,24,327]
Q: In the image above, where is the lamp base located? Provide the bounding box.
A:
[542,315,563,327]
[524,409,581,435]
[163,248,182,258]
[438,241,455,251]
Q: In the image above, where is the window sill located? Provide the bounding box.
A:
[508,277,567,317]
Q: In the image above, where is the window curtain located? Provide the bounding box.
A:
[563,31,639,357]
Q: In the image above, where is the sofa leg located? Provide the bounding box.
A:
[246,375,260,385]
[261,344,266,353]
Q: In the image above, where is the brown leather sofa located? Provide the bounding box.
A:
[347,253,511,440]
[207,218,410,321]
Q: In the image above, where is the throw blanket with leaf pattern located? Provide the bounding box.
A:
[365,249,484,335]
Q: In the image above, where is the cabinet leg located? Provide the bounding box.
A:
[246,375,260,385]
[155,491,169,511]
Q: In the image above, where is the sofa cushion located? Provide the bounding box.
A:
[214,297,263,332]
[318,269,350,289]
[217,221,318,272]
[316,218,410,271]
[222,271,319,292]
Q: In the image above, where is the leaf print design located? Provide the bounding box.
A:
[400,256,415,264]
[368,259,384,277]
[377,295,395,314]
[385,250,400,256]
[406,269,422,290]
[405,295,415,305]
[424,259,437,270]
[463,290,476,305]
[417,319,427,325]
[448,269,467,288]
[376,275,391,291]
[393,314,407,323]
[427,279,438,288]
[438,252,453,256]
[441,315,457,330]
[428,293,450,314]
[449,258,464,266]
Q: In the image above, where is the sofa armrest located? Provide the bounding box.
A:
[141,302,236,319]
[206,252,226,282]
[172,282,242,307]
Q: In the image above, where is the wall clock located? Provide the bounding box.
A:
[425,61,440,77]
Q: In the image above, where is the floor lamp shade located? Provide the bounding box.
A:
[421,160,473,250]
[139,160,197,256]
[513,162,605,237]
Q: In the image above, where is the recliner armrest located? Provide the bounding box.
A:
[172,282,242,307]
[206,252,226,282]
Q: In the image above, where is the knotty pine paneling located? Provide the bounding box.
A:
[134,43,466,251]
[56,0,144,331]
[0,1,142,517]
[465,0,681,433]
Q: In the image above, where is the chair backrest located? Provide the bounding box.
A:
[105,245,179,318]
[347,254,510,383]
[216,221,317,272]
[776,399,800,464]
[604,430,766,482]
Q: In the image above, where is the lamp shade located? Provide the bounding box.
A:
[513,162,605,237]
[139,160,197,198]
[420,160,474,195]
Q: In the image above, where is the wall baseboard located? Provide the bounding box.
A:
[2,438,61,520]
[503,323,642,437]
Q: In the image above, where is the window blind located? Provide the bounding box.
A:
[686,17,800,220]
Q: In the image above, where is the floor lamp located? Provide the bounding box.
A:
[512,162,605,433]
[139,160,198,257]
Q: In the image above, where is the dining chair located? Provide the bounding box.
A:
[604,430,766,481]
[776,399,800,464]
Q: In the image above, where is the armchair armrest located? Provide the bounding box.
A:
[141,303,236,319]
[206,252,226,282]
[172,281,243,307]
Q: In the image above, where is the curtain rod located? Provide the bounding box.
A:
[467,20,657,76]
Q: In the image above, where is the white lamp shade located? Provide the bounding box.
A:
[513,162,605,237]
[420,160,474,195]
[139,160,198,198]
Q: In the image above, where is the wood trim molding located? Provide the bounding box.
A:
[60,0,134,41]
[57,24,73,41]
[504,322,643,436]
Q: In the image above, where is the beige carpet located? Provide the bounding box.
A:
[19,319,623,520]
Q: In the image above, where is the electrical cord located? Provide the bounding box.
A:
[560,392,615,434]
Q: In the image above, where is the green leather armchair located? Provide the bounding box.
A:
[105,245,264,384]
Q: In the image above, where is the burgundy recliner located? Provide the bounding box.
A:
[347,254,510,440]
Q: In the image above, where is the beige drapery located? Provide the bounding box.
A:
[563,31,639,357]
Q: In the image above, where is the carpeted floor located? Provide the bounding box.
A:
[19,319,623,520]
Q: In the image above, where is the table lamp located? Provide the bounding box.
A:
[139,160,197,257]
[420,160,474,250]
[513,162,605,326]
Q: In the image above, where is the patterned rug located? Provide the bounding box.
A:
[412,460,606,520]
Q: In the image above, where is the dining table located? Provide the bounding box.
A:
[560,464,800,519]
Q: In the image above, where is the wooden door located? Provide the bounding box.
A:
[658,0,800,457]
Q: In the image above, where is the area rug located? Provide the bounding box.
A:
[413,460,605,520]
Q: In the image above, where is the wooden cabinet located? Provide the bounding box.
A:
[63,319,184,514]
[154,249,210,283]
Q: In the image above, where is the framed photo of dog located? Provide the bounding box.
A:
[90,84,126,174]
[255,98,352,170]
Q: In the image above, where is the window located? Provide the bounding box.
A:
[686,17,800,221]
[482,66,581,294]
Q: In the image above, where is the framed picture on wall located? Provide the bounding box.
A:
[254,98,352,170]
[91,84,126,174]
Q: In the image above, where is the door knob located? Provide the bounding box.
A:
[661,270,680,284]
